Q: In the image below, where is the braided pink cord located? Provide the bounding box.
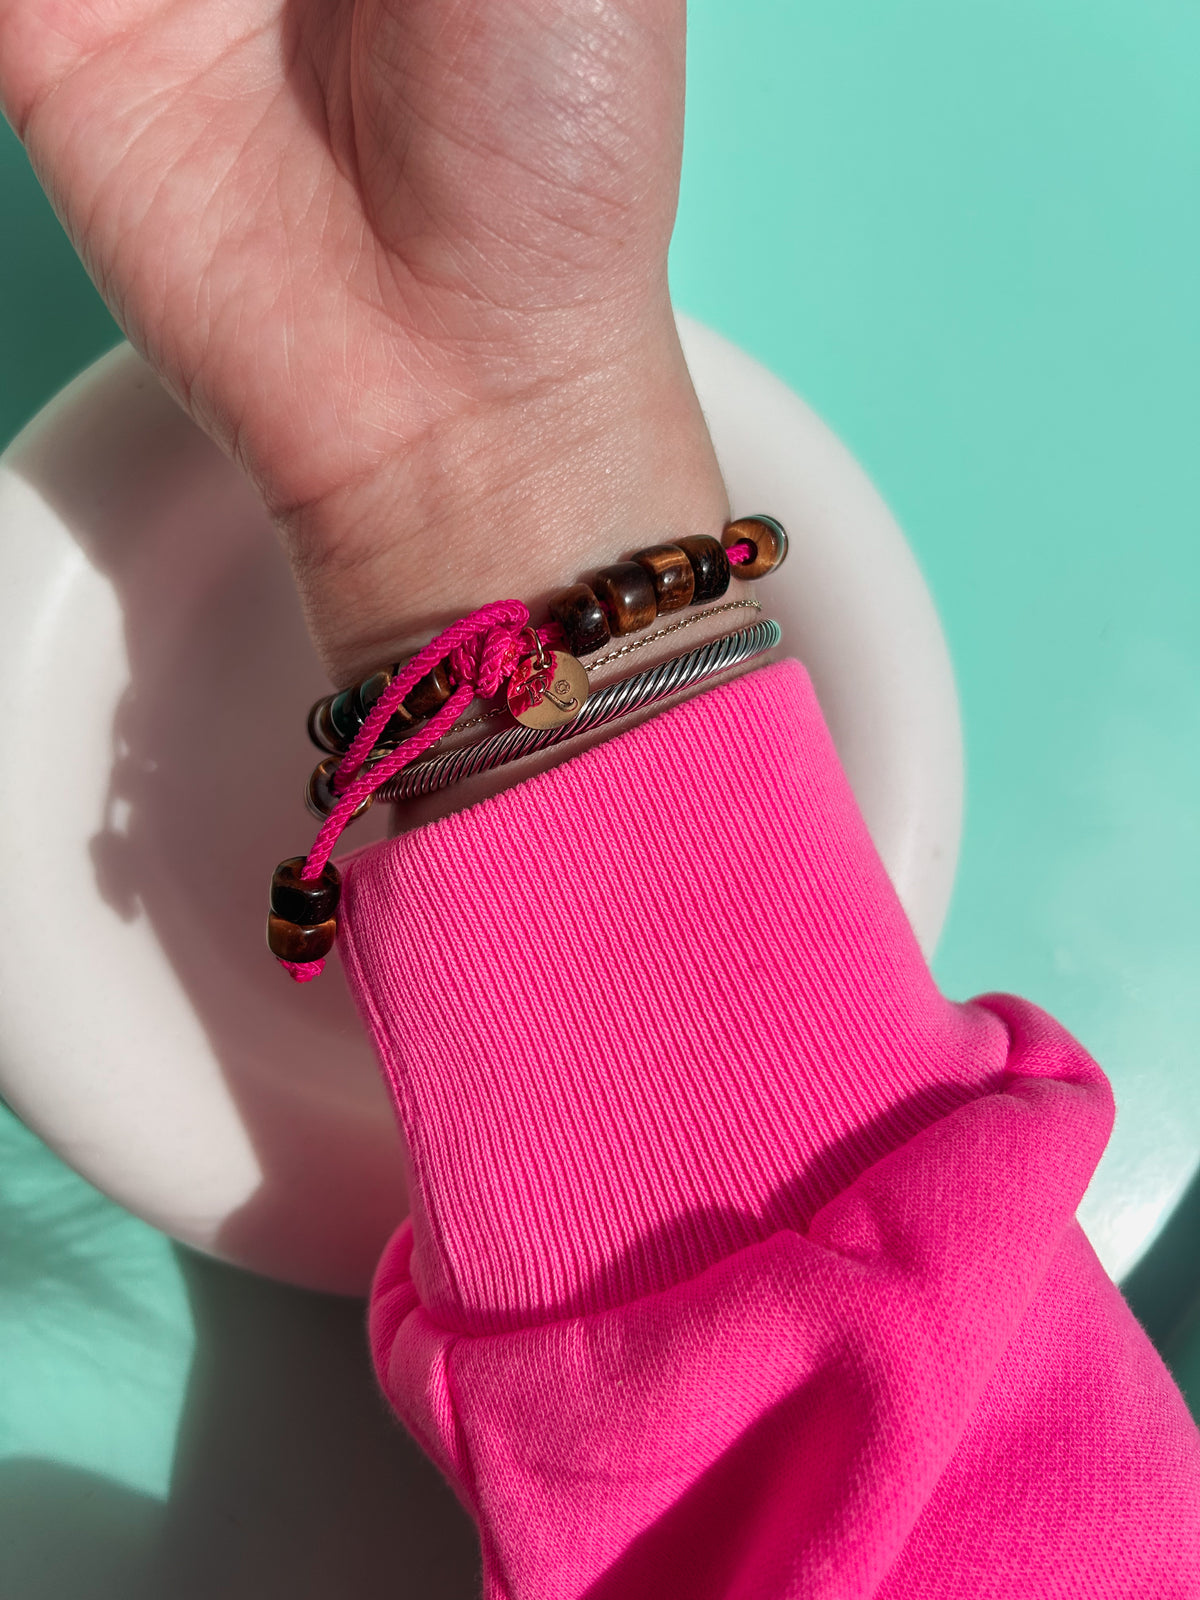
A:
[305,681,475,881]
[282,601,541,980]
[727,540,751,565]
[302,598,533,881]
[280,957,328,983]
[328,598,531,803]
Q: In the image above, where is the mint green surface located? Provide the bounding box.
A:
[0,131,121,448]
[672,0,1200,1325]
[2,3,1199,1589]
[0,1111,191,1498]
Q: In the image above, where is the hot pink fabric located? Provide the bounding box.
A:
[338,659,1200,1598]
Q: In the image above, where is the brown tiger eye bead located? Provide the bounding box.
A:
[355,669,392,719]
[591,562,658,636]
[548,583,612,656]
[403,662,454,719]
[632,544,695,614]
[307,696,345,755]
[306,757,374,822]
[382,704,417,744]
[677,535,731,603]
[328,687,364,745]
[267,912,337,963]
[270,855,341,925]
[356,668,416,745]
[723,515,789,579]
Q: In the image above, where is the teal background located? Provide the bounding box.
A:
[2,1,1198,1590]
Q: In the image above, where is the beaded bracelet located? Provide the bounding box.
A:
[269,515,789,982]
[304,517,788,762]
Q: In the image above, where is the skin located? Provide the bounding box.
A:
[0,0,730,686]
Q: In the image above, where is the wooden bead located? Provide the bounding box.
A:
[307,696,345,754]
[267,912,337,963]
[403,662,454,719]
[677,535,731,603]
[591,561,658,636]
[306,757,374,822]
[548,583,612,656]
[723,515,789,579]
[633,544,695,614]
[270,856,341,924]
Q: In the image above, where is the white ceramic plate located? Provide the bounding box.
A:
[0,320,963,1293]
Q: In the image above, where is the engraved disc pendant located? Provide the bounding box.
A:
[508,649,590,729]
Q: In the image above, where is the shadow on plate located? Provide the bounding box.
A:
[11,349,407,1292]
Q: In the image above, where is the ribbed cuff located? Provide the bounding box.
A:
[339,660,1008,1334]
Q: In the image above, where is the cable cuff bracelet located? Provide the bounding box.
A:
[377,617,781,803]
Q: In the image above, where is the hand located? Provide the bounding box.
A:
[0,0,728,680]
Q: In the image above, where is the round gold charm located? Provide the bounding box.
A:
[508,649,589,729]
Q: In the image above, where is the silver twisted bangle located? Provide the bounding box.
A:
[377,617,782,804]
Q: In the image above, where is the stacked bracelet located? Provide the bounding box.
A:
[270,515,789,982]
[304,516,788,763]
[378,615,782,803]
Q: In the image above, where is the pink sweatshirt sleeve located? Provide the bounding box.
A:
[338,659,1200,1598]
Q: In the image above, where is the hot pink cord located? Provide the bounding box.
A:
[282,599,546,980]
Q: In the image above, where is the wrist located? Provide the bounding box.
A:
[389,594,776,835]
[280,305,729,684]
